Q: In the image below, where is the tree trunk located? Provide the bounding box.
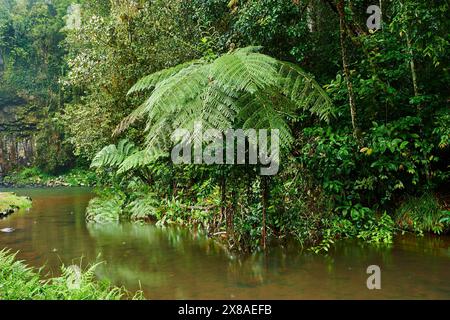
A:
[228,184,236,234]
[220,174,226,227]
[337,0,359,138]
[261,176,268,250]
[405,32,419,98]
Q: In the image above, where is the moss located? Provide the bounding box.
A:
[0,192,32,213]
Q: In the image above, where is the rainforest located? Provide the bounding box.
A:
[0,0,449,301]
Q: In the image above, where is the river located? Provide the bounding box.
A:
[0,187,449,299]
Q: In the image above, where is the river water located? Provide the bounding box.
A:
[0,187,449,299]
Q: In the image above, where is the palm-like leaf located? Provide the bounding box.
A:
[118,46,334,156]
[90,139,137,169]
[118,149,166,174]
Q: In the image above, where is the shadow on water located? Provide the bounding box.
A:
[0,187,449,299]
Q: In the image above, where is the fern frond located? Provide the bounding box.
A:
[278,61,335,122]
[141,63,208,119]
[238,90,294,148]
[210,50,279,94]
[113,103,146,136]
[127,194,160,221]
[127,60,201,95]
[118,149,166,174]
[90,139,137,169]
[118,47,334,160]
[86,195,124,223]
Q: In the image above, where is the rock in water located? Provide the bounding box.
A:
[0,227,15,233]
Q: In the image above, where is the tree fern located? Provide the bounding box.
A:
[120,46,334,156]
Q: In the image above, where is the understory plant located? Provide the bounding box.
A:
[0,250,142,300]
[395,193,449,234]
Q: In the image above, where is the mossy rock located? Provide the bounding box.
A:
[0,192,32,217]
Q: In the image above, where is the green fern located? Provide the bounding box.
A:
[119,46,334,156]
[90,139,138,169]
[117,149,166,174]
[86,195,125,223]
[127,194,160,221]
[127,60,201,95]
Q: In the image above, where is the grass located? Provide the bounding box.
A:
[0,249,143,300]
[395,193,450,234]
[0,192,32,212]
[1,167,97,187]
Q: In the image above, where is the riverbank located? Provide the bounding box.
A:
[0,192,32,218]
[0,167,96,188]
[1,187,449,299]
[0,249,142,300]
[85,186,450,254]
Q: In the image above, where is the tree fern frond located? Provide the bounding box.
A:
[127,194,159,221]
[113,103,146,136]
[141,63,209,120]
[210,51,279,94]
[278,61,335,122]
[90,139,137,169]
[118,149,166,174]
[238,91,294,148]
[127,60,201,95]
[118,47,334,160]
[232,46,264,54]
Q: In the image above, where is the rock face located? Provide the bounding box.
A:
[0,101,37,176]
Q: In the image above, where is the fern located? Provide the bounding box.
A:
[278,61,334,121]
[120,46,334,157]
[117,149,166,174]
[86,195,124,223]
[90,139,138,169]
[127,194,160,221]
[127,60,201,95]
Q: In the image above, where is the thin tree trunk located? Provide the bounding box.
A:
[405,32,419,97]
[337,0,358,138]
[228,184,236,234]
[261,176,268,250]
[220,174,226,227]
[306,2,314,33]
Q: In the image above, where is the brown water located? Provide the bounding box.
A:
[0,187,449,299]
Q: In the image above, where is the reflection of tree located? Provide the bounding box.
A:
[6,188,99,276]
[86,223,231,298]
[6,187,450,299]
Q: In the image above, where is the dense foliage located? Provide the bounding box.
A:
[0,249,142,299]
[1,0,449,252]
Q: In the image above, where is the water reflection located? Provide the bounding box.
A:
[0,187,449,299]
